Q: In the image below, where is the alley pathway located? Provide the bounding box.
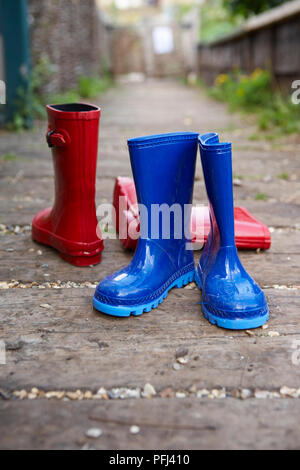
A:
[0,79,300,449]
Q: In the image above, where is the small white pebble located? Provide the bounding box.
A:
[280,386,299,398]
[254,390,270,399]
[245,330,255,337]
[196,389,209,398]
[240,389,252,400]
[141,383,156,398]
[130,425,140,435]
[268,331,280,337]
[177,356,189,365]
[85,428,102,439]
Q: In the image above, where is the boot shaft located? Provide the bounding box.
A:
[199,133,235,247]
[46,103,101,241]
[128,133,198,241]
[47,103,100,207]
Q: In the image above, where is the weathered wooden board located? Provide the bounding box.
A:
[231,148,300,179]
[1,229,299,285]
[1,398,300,450]
[1,175,300,223]
[0,288,299,391]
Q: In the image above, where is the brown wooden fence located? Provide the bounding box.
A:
[197,0,300,92]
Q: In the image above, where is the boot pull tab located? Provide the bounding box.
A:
[46,129,69,148]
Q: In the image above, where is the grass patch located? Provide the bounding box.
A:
[278,172,289,180]
[0,153,18,161]
[255,192,269,201]
[44,74,113,111]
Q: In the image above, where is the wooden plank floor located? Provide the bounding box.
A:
[0,79,300,450]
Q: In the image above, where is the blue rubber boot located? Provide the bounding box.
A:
[93,132,199,316]
[195,133,269,330]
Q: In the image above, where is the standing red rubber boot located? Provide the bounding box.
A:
[32,103,104,266]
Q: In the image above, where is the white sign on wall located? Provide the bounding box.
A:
[152,26,174,55]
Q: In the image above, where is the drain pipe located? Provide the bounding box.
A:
[0,0,32,127]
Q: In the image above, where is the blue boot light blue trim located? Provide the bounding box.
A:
[93,132,199,317]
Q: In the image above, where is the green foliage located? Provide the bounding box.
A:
[223,0,289,18]
[278,172,289,180]
[258,95,300,134]
[209,69,300,134]
[210,69,272,110]
[45,90,81,106]
[7,56,55,131]
[199,0,289,42]
[77,75,112,99]
[200,0,242,42]
[0,152,18,161]
[7,56,113,131]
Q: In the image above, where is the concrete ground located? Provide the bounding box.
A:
[0,79,300,450]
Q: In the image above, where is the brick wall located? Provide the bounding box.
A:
[28,0,111,94]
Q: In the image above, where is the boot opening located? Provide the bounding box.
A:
[50,103,99,112]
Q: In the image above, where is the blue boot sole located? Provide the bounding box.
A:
[93,270,195,317]
[195,270,269,330]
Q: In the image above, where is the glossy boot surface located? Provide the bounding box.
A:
[195,133,269,329]
[93,132,199,316]
[32,103,104,266]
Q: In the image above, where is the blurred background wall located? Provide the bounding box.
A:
[28,0,112,94]
[0,0,299,128]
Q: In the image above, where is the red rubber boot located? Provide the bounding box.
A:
[32,103,104,266]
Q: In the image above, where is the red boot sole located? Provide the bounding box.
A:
[59,251,102,267]
[32,222,103,267]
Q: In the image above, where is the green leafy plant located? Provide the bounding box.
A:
[77,75,112,99]
[7,56,55,131]
[7,58,113,131]
[210,69,272,110]
[45,90,81,106]
[200,0,242,42]
[209,69,300,134]
[223,0,289,18]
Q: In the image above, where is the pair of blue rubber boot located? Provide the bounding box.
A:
[93,132,269,330]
